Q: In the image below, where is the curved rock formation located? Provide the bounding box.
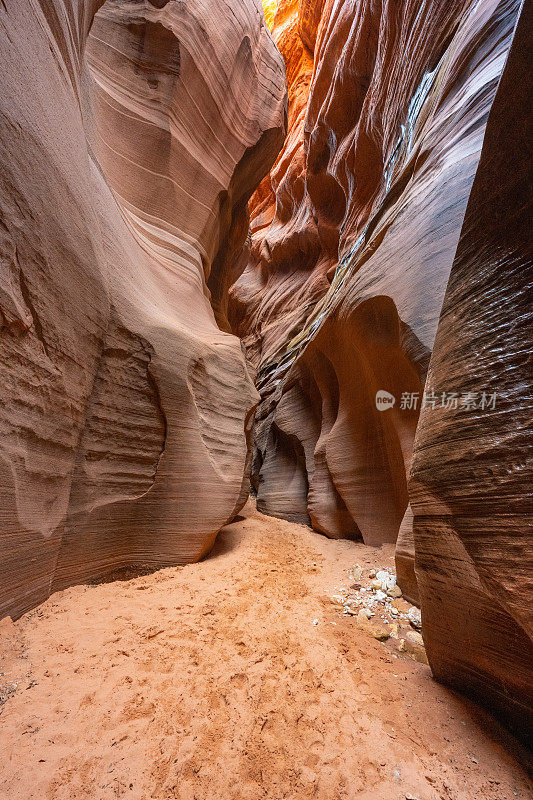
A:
[0,0,286,619]
[410,0,533,739]
[232,0,522,550]
[236,0,532,737]
[230,0,323,373]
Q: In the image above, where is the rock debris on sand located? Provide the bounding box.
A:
[0,501,531,800]
[327,565,429,662]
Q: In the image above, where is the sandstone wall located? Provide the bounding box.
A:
[241,0,531,736]
[0,0,286,619]
[233,0,522,551]
[410,0,533,738]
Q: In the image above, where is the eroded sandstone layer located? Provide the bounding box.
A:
[232,0,523,555]
[410,0,533,738]
[0,0,286,619]
[236,0,531,737]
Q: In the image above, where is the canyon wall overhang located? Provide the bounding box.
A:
[410,0,533,739]
[243,0,531,739]
[0,0,287,619]
[234,0,523,550]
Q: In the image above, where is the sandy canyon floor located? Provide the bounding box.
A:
[0,501,531,800]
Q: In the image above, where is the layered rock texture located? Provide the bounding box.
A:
[232,0,523,544]
[233,0,531,736]
[410,1,533,739]
[1,0,530,743]
[0,0,286,619]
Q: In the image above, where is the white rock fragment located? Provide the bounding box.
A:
[330,595,344,605]
[349,564,363,581]
[408,607,422,629]
[376,569,397,592]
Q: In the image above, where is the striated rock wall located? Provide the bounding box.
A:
[231,0,326,374]
[409,0,533,739]
[0,0,286,619]
[241,0,531,736]
[233,0,522,550]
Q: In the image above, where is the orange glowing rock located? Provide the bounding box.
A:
[262,0,279,31]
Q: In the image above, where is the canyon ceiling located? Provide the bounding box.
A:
[0,0,531,742]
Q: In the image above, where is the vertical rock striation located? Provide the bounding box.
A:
[410,1,533,739]
[0,0,286,619]
[233,0,522,551]
[239,0,531,736]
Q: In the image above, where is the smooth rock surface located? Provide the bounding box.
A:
[234,0,522,547]
[0,0,286,619]
[409,0,533,740]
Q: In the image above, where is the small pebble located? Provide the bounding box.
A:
[387,585,402,598]
[407,607,422,629]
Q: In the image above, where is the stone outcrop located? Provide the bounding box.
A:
[409,0,533,739]
[1,0,530,743]
[0,0,286,619]
[236,0,531,738]
[232,0,523,550]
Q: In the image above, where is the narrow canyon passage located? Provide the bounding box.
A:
[0,502,531,800]
[0,0,531,795]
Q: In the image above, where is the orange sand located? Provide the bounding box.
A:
[1,501,531,799]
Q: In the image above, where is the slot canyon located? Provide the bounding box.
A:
[0,0,531,797]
